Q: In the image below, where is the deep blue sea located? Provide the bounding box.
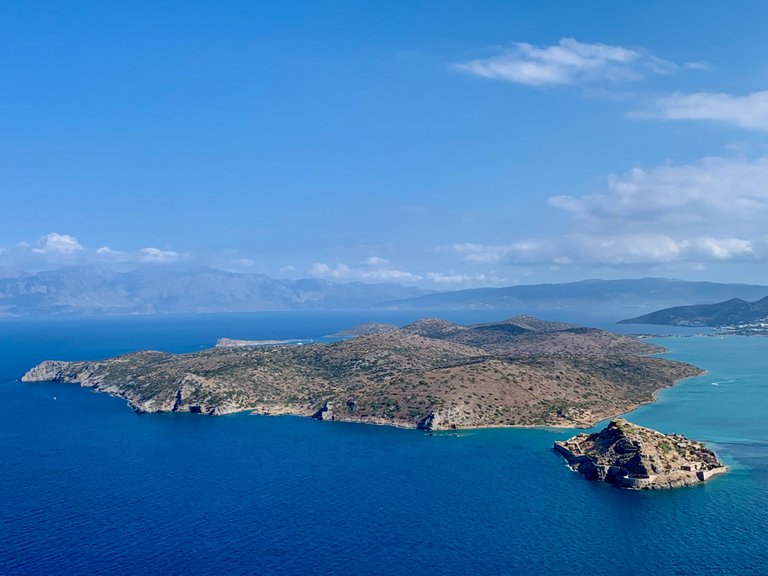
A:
[1,311,767,575]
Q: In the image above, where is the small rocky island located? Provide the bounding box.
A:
[22,316,702,430]
[555,419,727,489]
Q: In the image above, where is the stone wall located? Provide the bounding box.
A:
[697,467,728,481]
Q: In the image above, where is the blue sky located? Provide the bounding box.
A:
[3,1,768,286]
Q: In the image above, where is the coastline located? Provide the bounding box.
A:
[615,368,709,419]
[21,328,704,432]
[244,352,709,432]
[32,366,707,433]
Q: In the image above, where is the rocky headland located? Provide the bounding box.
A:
[555,419,727,489]
[22,316,702,430]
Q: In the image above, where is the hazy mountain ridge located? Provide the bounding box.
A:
[0,266,428,316]
[378,278,768,315]
[3,270,768,318]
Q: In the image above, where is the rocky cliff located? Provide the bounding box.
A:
[555,419,727,489]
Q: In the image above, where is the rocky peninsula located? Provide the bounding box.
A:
[22,316,702,430]
[555,419,727,489]
[620,294,768,328]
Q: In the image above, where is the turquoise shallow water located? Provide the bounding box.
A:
[1,313,767,575]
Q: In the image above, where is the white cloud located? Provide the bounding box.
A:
[448,155,768,268]
[11,233,186,266]
[426,272,471,284]
[309,261,420,283]
[0,234,265,273]
[638,90,768,131]
[425,271,492,284]
[310,262,338,278]
[93,244,185,264]
[684,61,709,71]
[566,234,756,265]
[362,269,421,282]
[31,233,83,255]
[94,246,131,262]
[694,237,754,259]
[455,38,678,86]
[451,235,759,267]
[549,156,768,233]
[451,241,556,264]
[138,247,180,263]
[309,262,505,287]
[364,256,389,266]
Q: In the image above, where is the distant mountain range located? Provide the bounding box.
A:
[378,278,768,316]
[1,268,766,319]
[0,266,428,317]
[619,296,768,327]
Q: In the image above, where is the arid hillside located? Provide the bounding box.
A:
[23,316,702,430]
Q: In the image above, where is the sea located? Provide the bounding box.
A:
[1,310,767,576]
